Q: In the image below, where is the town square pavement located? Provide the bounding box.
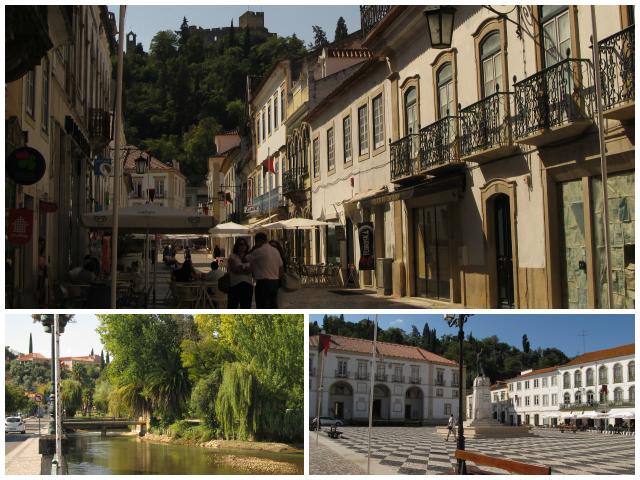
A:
[310,426,635,475]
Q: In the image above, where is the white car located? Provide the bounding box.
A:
[5,417,26,434]
[310,416,344,430]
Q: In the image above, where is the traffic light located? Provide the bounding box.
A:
[40,314,54,333]
[59,315,73,333]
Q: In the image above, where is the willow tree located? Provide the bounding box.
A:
[215,362,257,440]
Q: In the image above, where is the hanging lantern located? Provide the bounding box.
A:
[423,6,456,49]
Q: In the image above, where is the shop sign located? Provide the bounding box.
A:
[6,147,46,185]
[7,208,34,245]
[357,222,375,270]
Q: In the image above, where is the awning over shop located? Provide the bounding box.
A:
[245,214,277,230]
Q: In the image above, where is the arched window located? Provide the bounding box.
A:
[585,368,594,386]
[479,31,503,96]
[629,361,635,382]
[574,370,582,388]
[404,87,418,135]
[563,392,571,405]
[599,365,608,384]
[614,387,623,403]
[574,390,581,404]
[613,363,623,383]
[563,372,571,389]
[630,386,635,403]
[436,63,454,119]
[586,390,594,405]
[599,388,608,403]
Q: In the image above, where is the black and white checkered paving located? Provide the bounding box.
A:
[327,426,635,475]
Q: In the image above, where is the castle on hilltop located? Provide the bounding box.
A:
[186,10,275,48]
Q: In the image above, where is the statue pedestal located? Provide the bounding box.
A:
[438,376,533,439]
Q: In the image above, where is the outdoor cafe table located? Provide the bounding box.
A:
[175,282,218,308]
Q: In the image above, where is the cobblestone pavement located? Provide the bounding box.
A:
[315,426,635,475]
[156,252,457,309]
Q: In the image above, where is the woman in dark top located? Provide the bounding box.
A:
[173,259,195,282]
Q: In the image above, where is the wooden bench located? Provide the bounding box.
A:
[559,424,577,433]
[327,425,343,439]
[451,450,551,475]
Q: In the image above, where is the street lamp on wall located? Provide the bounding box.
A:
[423,6,456,49]
[134,154,148,175]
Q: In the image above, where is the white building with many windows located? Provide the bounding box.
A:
[309,334,462,424]
[486,344,635,427]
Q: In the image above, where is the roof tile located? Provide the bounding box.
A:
[310,334,457,366]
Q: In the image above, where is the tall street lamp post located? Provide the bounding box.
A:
[444,314,471,475]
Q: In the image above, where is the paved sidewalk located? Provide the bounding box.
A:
[309,432,398,475]
[5,436,41,475]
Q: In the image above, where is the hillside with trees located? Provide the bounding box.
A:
[123,18,307,185]
[310,315,570,389]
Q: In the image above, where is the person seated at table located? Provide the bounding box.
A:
[173,259,197,282]
[205,261,224,283]
[69,255,98,284]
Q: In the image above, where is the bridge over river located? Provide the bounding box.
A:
[62,418,147,436]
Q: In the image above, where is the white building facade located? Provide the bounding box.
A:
[490,344,635,427]
[309,334,462,424]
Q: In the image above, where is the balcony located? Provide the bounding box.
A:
[360,5,392,37]
[375,373,388,382]
[513,58,595,146]
[390,133,421,182]
[419,116,462,173]
[435,379,445,387]
[282,166,307,197]
[251,187,286,215]
[88,108,111,148]
[599,25,635,121]
[459,92,516,163]
[391,375,405,383]
[355,372,368,380]
[335,370,350,379]
[408,376,421,384]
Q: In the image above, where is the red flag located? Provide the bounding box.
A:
[262,156,275,174]
[318,334,331,355]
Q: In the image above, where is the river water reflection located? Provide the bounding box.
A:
[65,434,304,475]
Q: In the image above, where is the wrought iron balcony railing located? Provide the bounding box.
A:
[88,108,111,147]
[513,58,595,140]
[459,91,513,158]
[360,5,392,37]
[282,166,307,195]
[435,379,445,387]
[390,133,420,181]
[391,375,405,383]
[598,25,634,114]
[409,376,421,384]
[335,370,350,378]
[355,371,368,380]
[419,116,459,171]
[375,373,388,382]
[252,186,286,214]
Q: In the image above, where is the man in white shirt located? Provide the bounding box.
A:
[446,414,457,441]
[246,232,283,308]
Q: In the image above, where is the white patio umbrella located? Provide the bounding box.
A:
[260,217,330,230]
[209,221,251,236]
[611,411,635,419]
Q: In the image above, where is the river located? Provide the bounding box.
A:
[65,433,304,475]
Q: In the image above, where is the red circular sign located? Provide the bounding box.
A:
[6,147,46,185]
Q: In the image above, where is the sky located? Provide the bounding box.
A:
[308,314,635,359]
[108,5,361,52]
[5,314,103,358]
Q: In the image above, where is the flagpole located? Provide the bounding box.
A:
[367,314,378,475]
[315,331,327,446]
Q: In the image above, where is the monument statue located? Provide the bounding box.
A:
[476,346,485,378]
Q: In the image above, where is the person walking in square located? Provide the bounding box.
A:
[446,414,457,442]
[246,232,283,308]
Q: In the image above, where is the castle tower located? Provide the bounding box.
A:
[126,31,137,52]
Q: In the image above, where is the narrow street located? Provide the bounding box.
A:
[5,416,48,474]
